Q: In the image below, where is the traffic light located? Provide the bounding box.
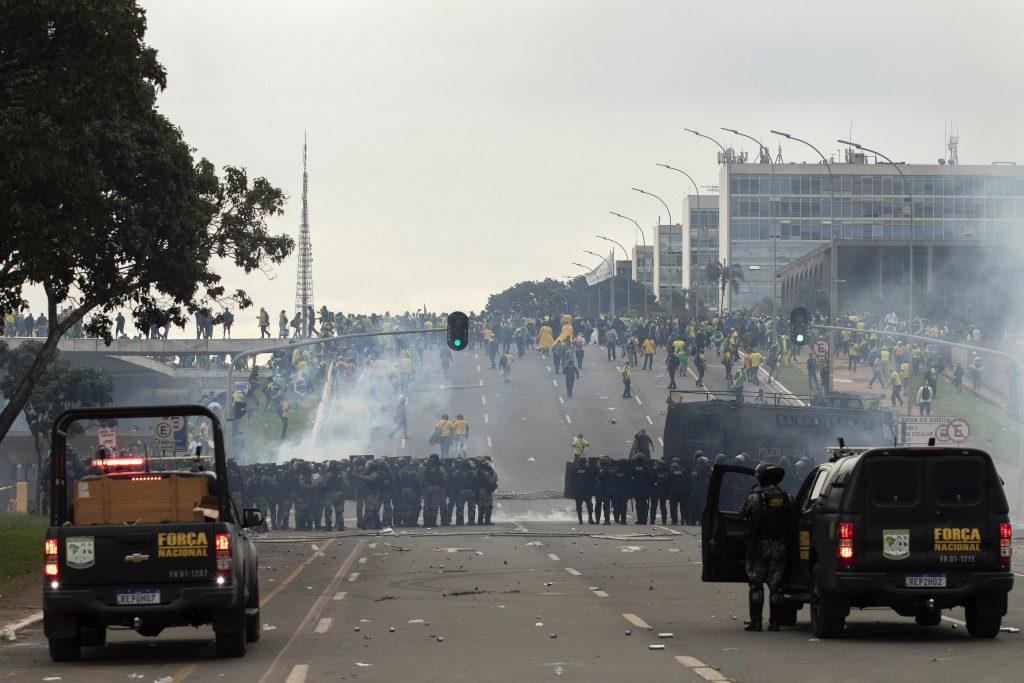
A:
[447,311,469,351]
[790,307,810,346]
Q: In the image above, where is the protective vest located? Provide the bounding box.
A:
[753,486,790,539]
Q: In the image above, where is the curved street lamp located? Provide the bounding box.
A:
[683,128,727,155]
[657,164,704,315]
[609,211,649,319]
[631,187,672,227]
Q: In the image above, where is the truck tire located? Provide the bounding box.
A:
[48,635,82,662]
[965,605,1001,638]
[246,581,261,643]
[215,608,247,658]
[810,565,845,639]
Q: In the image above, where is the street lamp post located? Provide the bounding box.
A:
[563,276,584,317]
[632,187,675,313]
[839,139,914,417]
[683,128,727,155]
[610,211,649,319]
[656,164,702,316]
[723,127,777,312]
[572,262,601,316]
[584,249,616,317]
[597,235,630,316]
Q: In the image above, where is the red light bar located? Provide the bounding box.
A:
[44,538,59,557]
[130,476,163,481]
[92,458,145,467]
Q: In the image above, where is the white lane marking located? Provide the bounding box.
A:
[559,396,564,404]
[478,379,484,386]
[368,543,377,549]
[635,396,642,405]
[487,436,493,448]
[565,415,572,424]
[284,664,309,683]
[474,354,479,359]
[676,656,731,682]
[484,414,490,423]
[942,615,967,626]
[565,568,582,576]
[548,553,560,561]
[358,557,367,564]
[332,592,347,601]
[1015,573,1024,578]
[645,415,653,425]
[657,437,664,447]
[592,590,609,598]
[481,395,486,405]
[552,379,558,387]
[314,618,333,634]
[623,613,652,630]
[401,438,406,450]
[546,366,552,372]
[476,365,481,372]
[347,572,360,582]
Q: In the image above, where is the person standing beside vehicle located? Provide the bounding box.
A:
[740,463,793,632]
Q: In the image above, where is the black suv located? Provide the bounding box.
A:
[702,446,1014,638]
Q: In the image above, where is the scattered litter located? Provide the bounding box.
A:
[356,663,372,667]
[658,633,674,638]
[408,619,425,624]
[437,636,444,642]
[262,624,277,631]
[1001,627,1021,633]
[618,546,644,553]
[311,544,320,551]
[951,624,958,630]
[528,457,536,462]
[625,630,631,636]
[128,676,145,680]
[649,644,665,650]
[544,582,553,587]
[550,633,557,639]
[668,549,681,553]
[364,635,371,640]
[553,665,564,676]
[154,678,173,683]
[380,527,394,535]
[42,679,62,682]
[389,626,396,633]
[808,638,821,642]
[526,542,544,547]
[360,619,370,623]
[306,586,312,590]
[354,627,361,632]
[536,622,544,627]
[4,631,15,641]
[730,613,738,621]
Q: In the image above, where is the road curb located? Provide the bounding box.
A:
[1,611,43,639]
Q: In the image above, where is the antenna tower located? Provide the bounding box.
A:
[945,121,959,165]
[294,132,315,336]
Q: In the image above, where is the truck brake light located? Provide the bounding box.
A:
[1000,522,1012,567]
[44,538,59,584]
[215,533,232,584]
[837,522,854,566]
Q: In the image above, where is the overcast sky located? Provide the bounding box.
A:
[39,0,1024,324]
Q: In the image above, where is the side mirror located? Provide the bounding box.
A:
[242,508,264,529]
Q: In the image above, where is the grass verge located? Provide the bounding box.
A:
[0,511,49,583]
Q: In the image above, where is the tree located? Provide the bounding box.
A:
[0,340,114,511]
[705,261,745,312]
[0,1,294,442]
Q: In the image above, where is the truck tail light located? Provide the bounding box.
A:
[44,537,59,586]
[837,521,854,567]
[215,533,232,584]
[999,522,1012,567]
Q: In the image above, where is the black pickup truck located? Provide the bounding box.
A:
[43,405,264,661]
[702,446,1014,638]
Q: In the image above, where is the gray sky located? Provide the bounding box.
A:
[35,0,1024,323]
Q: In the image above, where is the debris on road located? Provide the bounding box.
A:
[625,630,631,636]
[408,619,425,624]
[262,624,277,631]
[1000,627,1021,633]
[648,644,665,650]
[437,636,445,642]
[356,663,373,667]
[658,633,674,638]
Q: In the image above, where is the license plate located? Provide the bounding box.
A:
[116,589,160,605]
[905,573,946,588]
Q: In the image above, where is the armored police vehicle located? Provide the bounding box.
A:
[43,405,263,661]
[702,444,1014,638]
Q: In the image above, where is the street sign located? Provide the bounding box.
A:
[811,338,830,357]
[899,416,970,445]
[153,419,174,451]
[169,416,185,432]
[98,427,117,451]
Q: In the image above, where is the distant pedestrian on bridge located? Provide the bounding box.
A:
[258,307,270,338]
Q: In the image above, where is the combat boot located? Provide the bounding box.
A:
[767,604,781,631]
[485,507,494,525]
[743,620,762,632]
[578,511,584,524]
[587,515,595,524]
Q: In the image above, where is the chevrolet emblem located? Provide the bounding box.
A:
[124,553,150,564]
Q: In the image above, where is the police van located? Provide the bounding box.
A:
[702,445,1014,638]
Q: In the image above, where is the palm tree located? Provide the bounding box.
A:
[705,260,745,312]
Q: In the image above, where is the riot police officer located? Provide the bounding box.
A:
[421,453,447,527]
[571,457,595,524]
[739,462,793,632]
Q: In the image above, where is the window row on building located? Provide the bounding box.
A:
[729,173,1024,197]
[728,218,1011,242]
[730,196,1024,220]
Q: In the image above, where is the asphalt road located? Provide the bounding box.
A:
[4,341,1024,681]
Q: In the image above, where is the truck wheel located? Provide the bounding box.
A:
[215,608,247,657]
[965,605,1001,638]
[810,565,845,639]
[245,581,261,643]
[914,611,942,626]
[48,635,82,662]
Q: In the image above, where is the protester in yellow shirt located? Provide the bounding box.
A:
[453,414,470,456]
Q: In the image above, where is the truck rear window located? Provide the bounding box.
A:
[869,461,919,506]
[933,461,983,504]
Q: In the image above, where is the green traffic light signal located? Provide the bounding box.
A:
[454,339,461,347]
[790,307,810,347]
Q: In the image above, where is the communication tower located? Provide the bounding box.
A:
[945,121,960,165]
[294,132,315,336]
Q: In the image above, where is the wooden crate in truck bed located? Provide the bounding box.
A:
[72,474,210,525]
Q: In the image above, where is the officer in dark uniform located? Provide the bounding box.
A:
[357,460,381,529]
[399,460,421,526]
[476,457,498,525]
[442,459,459,526]
[453,459,477,526]
[649,460,668,525]
[667,459,689,525]
[571,457,595,524]
[612,459,630,524]
[739,462,793,632]
[593,457,612,525]
[421,453,447,527]
[631,459,651,524]
[322,461,346,531]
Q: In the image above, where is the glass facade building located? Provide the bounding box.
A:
[719,163,1024,310]
[652,224,682,305]
[681,195,720,313]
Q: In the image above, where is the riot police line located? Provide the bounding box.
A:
[227,454,500,532]
[564,451,813,526]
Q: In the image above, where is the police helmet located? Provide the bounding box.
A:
[713,453,726,465]
[755,462,785,486]
[428,453,440,463]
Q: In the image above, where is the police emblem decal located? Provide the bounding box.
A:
[66,536,96,569]
[882,529,910,560]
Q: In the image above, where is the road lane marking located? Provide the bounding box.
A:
[548,553,560,561]
[676,656,731,682]
[332,592,347,601]
[258,541,365,683]
[261,539,336,607]
[1015,573,1024,578]
[645,415,653,425]
[348,572,360,582]
[487,436,493,448]
[484,414,490,423]
[565,568,582,576]
[552,379,558,387]
[565,415,572,424]
[942,615,967,626]
[592,590,609,598]
[481,395,486,404]
[358,557,367,564]
[478,379,484,386]
[657,437,664,446]
[623,613,652,630]
[476,365,481,372]
[401,438,406,449]
[635,396,642,405]
[368,543,377,549]
[314,618,333,634]
[546,366,552,372]
[284,665,309,683]
[559,396,564,404]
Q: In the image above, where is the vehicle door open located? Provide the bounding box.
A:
[702,464,756,582]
